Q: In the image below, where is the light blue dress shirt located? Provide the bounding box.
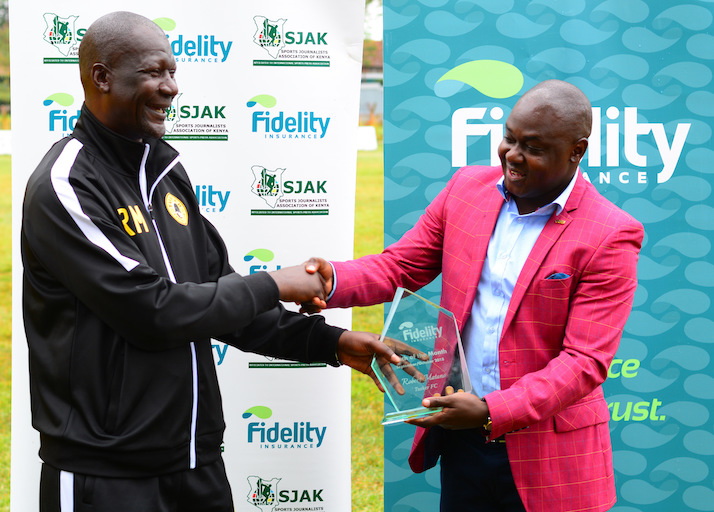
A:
[463,171,578,397]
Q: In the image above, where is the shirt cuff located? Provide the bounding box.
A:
[326,261,337,301]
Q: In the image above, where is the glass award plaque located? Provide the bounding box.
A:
[371,287,472,425]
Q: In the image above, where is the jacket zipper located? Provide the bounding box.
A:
[138,145,198,470]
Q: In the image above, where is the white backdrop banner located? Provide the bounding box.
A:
[10,1,365,510]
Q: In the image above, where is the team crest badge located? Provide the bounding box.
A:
[165,193,189,226]
[253,16,287,59]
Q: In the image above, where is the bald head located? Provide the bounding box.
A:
[77,11,177,141]
[516,80,592,142]
[498,80,592,214]
[79,11,166,91]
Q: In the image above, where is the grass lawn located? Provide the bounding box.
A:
[0,146,385,511]
[0,155,11,512]
[350,146,385,511]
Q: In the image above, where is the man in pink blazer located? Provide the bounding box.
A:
[310,80,643,511]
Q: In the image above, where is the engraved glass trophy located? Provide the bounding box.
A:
[371,287,471,425]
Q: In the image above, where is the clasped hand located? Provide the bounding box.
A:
[268,260,331,309]
[299,257,333,314]
[269,260,428,395]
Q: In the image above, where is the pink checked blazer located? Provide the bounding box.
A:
[330,166,643,512]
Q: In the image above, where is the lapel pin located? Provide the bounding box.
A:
[555,219,566,224]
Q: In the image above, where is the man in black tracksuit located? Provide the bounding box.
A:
[22,11,398,511]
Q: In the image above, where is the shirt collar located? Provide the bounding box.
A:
[496,168,579,215]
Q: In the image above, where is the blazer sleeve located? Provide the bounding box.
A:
[485,216,644,439]
[329,171,463,307]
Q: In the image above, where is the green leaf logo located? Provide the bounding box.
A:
[247,94,277,108]
[242,405,273,419]
[244,248,275,263]
[153,17,177,32]
[437,60,524,99]
[43,93,74,107]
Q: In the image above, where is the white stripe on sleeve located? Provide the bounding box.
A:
[50,138,140,272]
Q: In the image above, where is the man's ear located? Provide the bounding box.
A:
[571,137,589,163]
[91,63,111,94]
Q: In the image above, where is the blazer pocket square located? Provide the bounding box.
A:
[546,272,571,280]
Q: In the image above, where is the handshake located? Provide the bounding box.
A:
[268,257,426,395]
[268,257,334,313]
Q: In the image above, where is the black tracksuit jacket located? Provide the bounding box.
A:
[21,105,343,478]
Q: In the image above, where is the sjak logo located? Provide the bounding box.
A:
[247,476,280,512]
[253,15,328,59]
[167,94,228,130]
[253,16,285,59]
[246,475,325,512]
[251,166,285,208]
[164,93,229,141]
[165,93,183,134]
[42,13,82,56]
[251,165,329,212]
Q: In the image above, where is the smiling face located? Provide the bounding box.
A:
[98,23,177,141]
[498,84,590,214]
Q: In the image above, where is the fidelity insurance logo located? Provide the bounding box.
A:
[250,165,329,216]
[442,60,690,185]
[399,321,443,343]
[42,13,84,63]
[164,93,229,141]
[154,17,233,64]
[247,95,331,141]
[247,475,326,512]
[194,182,231,213]
[252,15,330,67]
[243,406,328,450]
[44,93,80,137]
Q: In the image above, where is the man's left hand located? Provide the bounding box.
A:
[336,331,401,392]
[406,387,488,430]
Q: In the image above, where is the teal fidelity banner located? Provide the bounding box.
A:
[382,1,714,510]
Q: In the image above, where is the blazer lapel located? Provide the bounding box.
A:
[501,173,587,336]
[458,185,503,328]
